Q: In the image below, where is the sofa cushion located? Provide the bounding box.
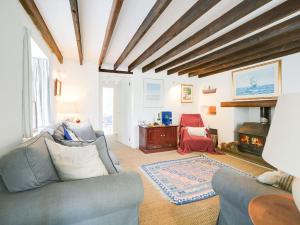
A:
[278,174,294,193]
[0,132,59,192]
[0,172,144,225]
[63,127,80,141]
[45,139,108,181]
[64,121,97,141]
[52,124,65,142]
[51,136,118,174]
[92,136,118,174]
[187,127,207,137]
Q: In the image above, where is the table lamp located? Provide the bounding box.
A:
[57,101,80,122]
[262,93,300,211]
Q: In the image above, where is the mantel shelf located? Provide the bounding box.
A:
[221,100,277,108]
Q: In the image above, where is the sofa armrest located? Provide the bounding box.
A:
[0,172,144,225]
[212,168,286,213]
[95,130,105,138]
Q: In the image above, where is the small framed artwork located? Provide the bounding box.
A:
[54,79,62,96]
[232,60,282,100]
[181,84,193,103]
[143,79,164,108]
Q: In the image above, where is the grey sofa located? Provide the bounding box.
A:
[0,131,144,225]
[212,168,286,225]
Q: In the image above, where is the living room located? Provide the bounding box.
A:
[1,0,300,225]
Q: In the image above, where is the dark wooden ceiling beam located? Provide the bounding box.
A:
[196,41,300,78]
[19,0,63,63]
[99,68,133,75]
[69,0,83,65]
[128,0,221,71]
[142,0,271,72]
[113,0,171,70]
[98,0,124,67]
[167,15,300,75]
[187,32,300,76]
[156,1,300,73]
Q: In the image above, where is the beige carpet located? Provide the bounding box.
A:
[108,137,268,225]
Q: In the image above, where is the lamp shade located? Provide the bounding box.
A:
[263,93,300,177]
[57,102,78,114]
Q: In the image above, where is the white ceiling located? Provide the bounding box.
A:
[35,0,287,69]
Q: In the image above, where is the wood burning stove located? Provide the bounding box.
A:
[238,107,271,156]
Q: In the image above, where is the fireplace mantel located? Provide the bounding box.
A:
[221,99,277,108]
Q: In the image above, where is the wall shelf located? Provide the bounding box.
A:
[221,99,277,107]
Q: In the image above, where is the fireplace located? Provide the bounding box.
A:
[237,107,271,156]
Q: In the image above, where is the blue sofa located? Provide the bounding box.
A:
[0,131,144,225]
[212,168,286,225]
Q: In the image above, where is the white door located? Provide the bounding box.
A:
[115,77,132,146]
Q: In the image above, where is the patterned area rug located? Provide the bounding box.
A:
[140,155,249,205]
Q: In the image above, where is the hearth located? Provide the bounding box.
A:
[237,107,271,156]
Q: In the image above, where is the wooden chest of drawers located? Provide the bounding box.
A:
[139,125,178,153]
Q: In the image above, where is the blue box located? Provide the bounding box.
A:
[162,111,172,126]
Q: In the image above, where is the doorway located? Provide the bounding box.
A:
[102,87,114,135]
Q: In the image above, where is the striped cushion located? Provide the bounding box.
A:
[277,174,294,193]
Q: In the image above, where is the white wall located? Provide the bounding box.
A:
[123,70,202,148]
[53,60,102,130]
[198,52,300,145]
[0,0,57,156]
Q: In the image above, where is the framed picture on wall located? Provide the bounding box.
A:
[181,84,193,103]
[232,60,282,100]
[143,79,164,108]
[54,79,62,96]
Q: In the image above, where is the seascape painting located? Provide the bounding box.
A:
[143,79,164,107]
[232,61,281,99]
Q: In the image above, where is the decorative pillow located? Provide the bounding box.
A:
[63,127,80,141]
[187,127,207,137]
[45,139,108,181]
[0,132,59,192]
[52,135,118,174]
[53,124,65,142]
[257,171,294,193]
[257,171,281,185]
[278,174,294,192]
[91,136,118,174]
[64,121,97,141]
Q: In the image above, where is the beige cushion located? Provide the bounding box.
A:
[257,171,294,193]
[45,139,108,181]
[256,171,281,185]
[187,127,207,137]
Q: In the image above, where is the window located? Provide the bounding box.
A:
[31,38,51,131]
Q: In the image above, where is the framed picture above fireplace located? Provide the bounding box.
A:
[232,60,282,100]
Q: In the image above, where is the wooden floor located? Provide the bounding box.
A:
[108,137,269,225]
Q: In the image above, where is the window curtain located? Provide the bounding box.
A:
[32,57,51,129]
[22,28,33,138]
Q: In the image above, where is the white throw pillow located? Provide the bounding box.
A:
[45,139,108,181]
[187,127,207,137]
[256,171,281,185]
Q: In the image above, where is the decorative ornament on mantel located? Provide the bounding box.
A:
[202,85,217,94]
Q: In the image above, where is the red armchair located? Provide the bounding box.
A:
[178,114,218,154]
